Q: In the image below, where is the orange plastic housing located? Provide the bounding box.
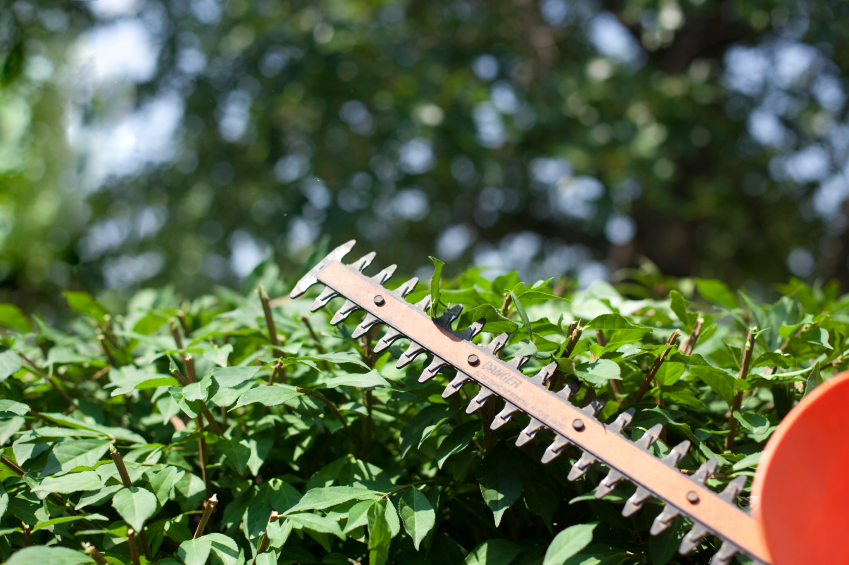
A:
[752,370,849,565]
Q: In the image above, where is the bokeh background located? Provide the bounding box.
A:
[2,0,848,312]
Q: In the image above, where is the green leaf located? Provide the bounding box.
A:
[33,471,104,494]
[733,411,770,435]
[288,512,346,539]
[64,291,110,323]
[6,546,95,565]
[0,349,22,382]
[457,304,519,334]
[585,314,647,331]
[751,351,793,369]
[211,365,261,388]
[669,290,697,329]
[233,384,303,410]
[695,279,737,309]
[76,485,123,510]
[543,523,597,565]
[573,359,621,386]
[284,351,368,369]
[436,421,479,468]
[179,537,213,565]
[509,290,532,340]
[321,369,390,389]
[367,500,391,565]
[0,304,32,332]
[429,256,445,318]
[343,499,377,533]
[206,533,241,565]
[219,437,252,475]
[655,362,685,387]
[691,366,737,407]
[285,486,379,514]
[203,344,233,367]
[478,446,522,527]
[32,513,106,532]
[109,373,180,397]
[400,405,456,457]
[112,486,158,531]
[647,518,682,565]
[398,488,435,550]
[465,539,522,565]
[0,399,29,416]
[0,485,8,519]
[40,439,113,478]
[149,466,181,506]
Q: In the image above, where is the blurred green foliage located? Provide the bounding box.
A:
[1,0,849,307]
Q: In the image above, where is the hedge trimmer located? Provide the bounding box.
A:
[291,241,849,565]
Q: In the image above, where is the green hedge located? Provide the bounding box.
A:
[0,260,845,565]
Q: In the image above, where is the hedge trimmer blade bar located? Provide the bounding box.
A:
[294,240,849,565]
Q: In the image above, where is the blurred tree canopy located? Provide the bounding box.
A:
[1,0,849,309]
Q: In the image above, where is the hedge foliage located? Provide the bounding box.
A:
[0,258,846,565]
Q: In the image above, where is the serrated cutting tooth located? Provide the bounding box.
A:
[373,327,404,354]
[541,435,571,464]
[466,387,496,414]
[435,304,464,328]
[692,458,718,484]
[557,379,582,401]
[330,299,360,325]
[718,475,747,503]
[418,356,449,383]
[515,418,545,446]
[582,392,608,417]
[392,277,418,298]
[661,441,690,467]
[567,451,599,481]
[396,342,427,369]
[412,295,431,313]
[485,333,509,355]
[710,542,739,565]
[622,486,653,517]
[349,251,376,271]
[457,319,486,340]
[490,403,520,430]
[290,240,356,298]
[650,505,680,535]
[595,469,626,498]
[608,408,635,433]
[635,424,663,450]
[509,355,530,370]
[442,374,472,398]
[310,286,340,312]
[530,362,558,386]
[679,524,710,554]
[581,387,597,406]
[351,313,381,339]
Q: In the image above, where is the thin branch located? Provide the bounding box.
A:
[500,293,512,317]
[296,387,359,451]
[300,315,326,354]
[680,317,704,356]
[252,511,280,564]
[185,355,197,384]
[360,330,375,461]
[193,494,218,538]
[258,285,282,358]
[90,364,112,381]
[725,328,756,452]
[127,529,141,565]
[82,543,108,565]
[196,416,211,497]
[633,331,681,403]
[97,334,118,369]
[109,445,133,488]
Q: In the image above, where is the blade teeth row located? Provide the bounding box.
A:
[567,451,599,481]
[679,524,710,554]
[310,286,339,312]
[581,392,609,418]
[373,327,404,354]
[289,240,356,298]
[418,356,449,383]
[710,542,740,565]
[435,304,464,327]
[466,387,496,414]
[515,418,545,447]
[393,277,418,298]
[622,486,653,517]
[662,440,691,468]
[595,469,626,499]
[490,403,520,430]
[330,299,359,325]
[351,314,379,339]
[650,506,680,536]
[396,342,427,369]
[349,251,376,272]
[508,355,530,369]
[692,458,718,484]
[530,361,558,386]
[609,408,635,433]
[557,379,582,401]
[635,424,663,450]
[442,374,472,399]
[718,475,747,503]
[485,333,509,354]
[540,435,571,464]
[457,319,485,340]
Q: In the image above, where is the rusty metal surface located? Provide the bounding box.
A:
[296,247,773,565]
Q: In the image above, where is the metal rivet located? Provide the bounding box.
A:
[572,419,585,431]
[687,491,699,504]
[374,295,385,306]
[468,354,479,366]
